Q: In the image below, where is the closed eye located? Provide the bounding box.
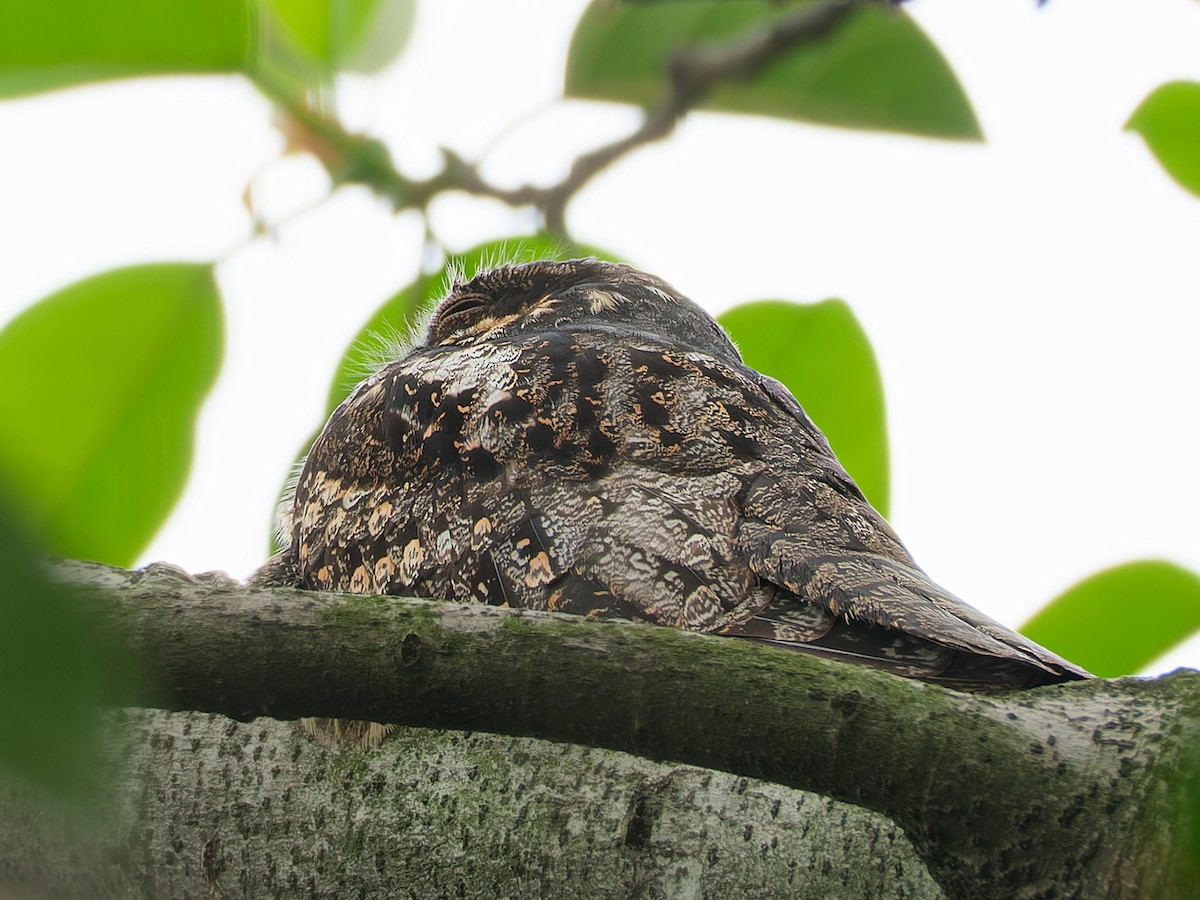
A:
[437,294,487,321]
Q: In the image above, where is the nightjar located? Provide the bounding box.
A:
[260,259,1089,691]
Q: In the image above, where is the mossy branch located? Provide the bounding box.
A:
[56,559,1200,898]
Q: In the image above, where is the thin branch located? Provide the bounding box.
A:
[539,0,868,232]
[61,558,1200,899]
[251,0,874,236]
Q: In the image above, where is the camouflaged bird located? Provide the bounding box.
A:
[260,258,1090,691]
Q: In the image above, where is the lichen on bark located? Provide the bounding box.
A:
[1,559,1196,898]
[1,711,944,898]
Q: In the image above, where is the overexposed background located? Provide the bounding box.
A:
[2,0,1198,671]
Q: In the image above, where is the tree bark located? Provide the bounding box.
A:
[4,560,1197,898]
[1,711,943,899]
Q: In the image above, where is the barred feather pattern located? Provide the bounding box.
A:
[263,259,1090,692]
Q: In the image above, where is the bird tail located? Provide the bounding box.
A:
[725,550,1091,691]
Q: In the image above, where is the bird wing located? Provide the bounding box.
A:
[732,368,1091,687]
[292,331,760,633]
[290,327,1088,689]
[445,466,762,628]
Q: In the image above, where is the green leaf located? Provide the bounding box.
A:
[718,300,889,515]
[268,237,615,555]
[321,266,426,415]
[1126,81,1200,198]
[0,0,415,99]
[0,0,251,99]
[0,264,223,566]
[1022,561,1200,677]
[0,493,129,794]
[565,0,981,141]
[264,0,416,74]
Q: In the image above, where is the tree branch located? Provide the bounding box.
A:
[253,0,874,235]
[59,559,1200,898]
[2,710,947,897]
[539,0,867,232]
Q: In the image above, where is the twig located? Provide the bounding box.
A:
[539,0,868,232]
[251,0,874,237]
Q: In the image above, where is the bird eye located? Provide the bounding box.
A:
[437,295,486,322]
[430,294,492,342]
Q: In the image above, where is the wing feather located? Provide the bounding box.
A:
[287,327,1089,690]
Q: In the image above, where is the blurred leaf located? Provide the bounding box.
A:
[267,0,339,63]
[0,493,125,794]
[1022,560,1200,678]
[566,0,981,141]
[0,0,251,99]
[1126,81,1200,198]
[321,267,426,415]
[0,0,415,99]
[268,237,615,555]
[264,0,416,74]
[718,299,889,515]
[341,0,417,73]
[0,264,223,566]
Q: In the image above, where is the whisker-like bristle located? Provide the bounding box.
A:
[271,454,308,550]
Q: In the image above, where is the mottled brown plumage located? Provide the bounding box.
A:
[262,259,1089,691]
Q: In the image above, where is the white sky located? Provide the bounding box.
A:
[1,0,1198,673]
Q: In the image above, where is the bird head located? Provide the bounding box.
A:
[422,258,741,363]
